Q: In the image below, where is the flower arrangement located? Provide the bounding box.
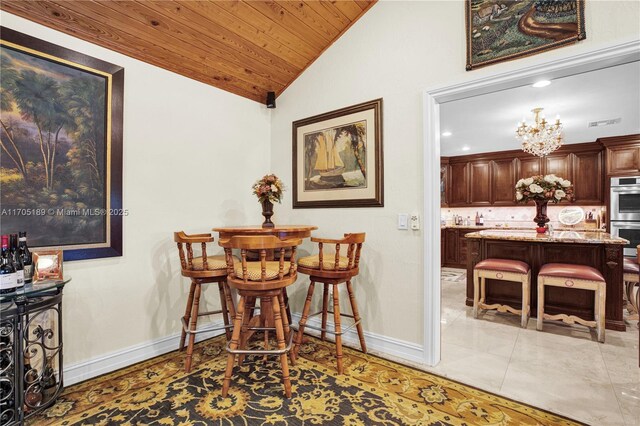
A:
[252,174,284,204]
[515,174,573,204]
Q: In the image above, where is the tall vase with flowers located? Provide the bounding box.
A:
[515,174,574,233]
[252,174,284,228]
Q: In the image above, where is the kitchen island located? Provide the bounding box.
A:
[465,229,629,331]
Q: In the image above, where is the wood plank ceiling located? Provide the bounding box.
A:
[0,1,376,103]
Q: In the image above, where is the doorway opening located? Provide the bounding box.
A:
[423,40,640,423]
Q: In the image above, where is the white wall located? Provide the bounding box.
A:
[270,1,640,347]
[2,0,639,378]
[1,13,271,375]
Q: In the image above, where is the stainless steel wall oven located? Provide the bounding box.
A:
[610,176,640,257]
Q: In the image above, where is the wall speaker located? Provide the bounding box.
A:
[266,91,276,109]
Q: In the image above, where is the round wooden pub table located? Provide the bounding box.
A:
[213,225,317,241]
[212,225,318,347]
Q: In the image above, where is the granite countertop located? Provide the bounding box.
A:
[443,225,539,230]
[441,224,493,229]
[464,229,629,245]
[442,225,600,231]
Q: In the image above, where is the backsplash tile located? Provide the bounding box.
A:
[442,205,605,229]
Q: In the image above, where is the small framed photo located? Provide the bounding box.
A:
[33,250,64,282]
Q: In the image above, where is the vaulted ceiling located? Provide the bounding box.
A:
[0,1,377,103]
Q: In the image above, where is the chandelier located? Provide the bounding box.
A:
[516,107,564,157]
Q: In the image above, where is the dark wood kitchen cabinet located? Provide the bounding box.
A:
[469,161,491,205]
[543,152,572,178]
[572,149,604,204]
[440,139,621,206]
[441,227,487,268]
[458,233,471,266]
[491,159,516,205]
[440,229,445,266]
[449,162,469,206]
[607,146,640,175]
[600,134,640,176]
[517,157,542,179]
[442,228,459,266]
[440,159,449,207]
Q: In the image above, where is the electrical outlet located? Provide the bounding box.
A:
[410,214,420,230]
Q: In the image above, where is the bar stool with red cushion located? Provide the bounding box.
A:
[537,263,606,342]
[173,231,236,372]
[473,258,531,328]
[293,233,366,375]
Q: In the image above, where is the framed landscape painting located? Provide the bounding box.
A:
[466,0,586,70]
[293,99,383,208]
[0,27,123,260]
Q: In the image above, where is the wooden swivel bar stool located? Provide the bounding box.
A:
[473,259,531,328]
[219,236,301,398]
[294,233,366,375]
[174,231,236,372]
[537,263,606,342]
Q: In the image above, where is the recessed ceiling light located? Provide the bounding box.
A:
[461,146,470,151]
[441,131,452,137]
[532,80,551,88]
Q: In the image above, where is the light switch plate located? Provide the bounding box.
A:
[398,213,409,230]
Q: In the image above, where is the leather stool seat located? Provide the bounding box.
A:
[475,259,530,274]
[623,256,639,322]
[623,258,639,274]
[537,262,606,342]
[539,263,604,282]
[473,258,531,328]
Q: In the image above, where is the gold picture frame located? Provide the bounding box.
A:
[292,99,384,208]
[0,27,124,261]
[465,0,586,71]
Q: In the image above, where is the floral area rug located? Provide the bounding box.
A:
[29,335,583,425]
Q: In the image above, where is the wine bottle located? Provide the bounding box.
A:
[0,382,15,424]
[18,232,33,284]
[0,333,12,382]
[42,357,58,402]
[9,234,24,290]
[23,354,42,411]
[0,331,15,423]
[475,212,480,226]
[479,213,484,225]
[0,235,17,294]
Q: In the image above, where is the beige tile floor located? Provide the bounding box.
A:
[432,268,640,426]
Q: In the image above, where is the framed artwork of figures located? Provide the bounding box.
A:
[466,0,586,70]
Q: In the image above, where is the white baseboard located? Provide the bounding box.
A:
[64,320,226,386]
[290,313,425,364]
[65,315,426,386]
